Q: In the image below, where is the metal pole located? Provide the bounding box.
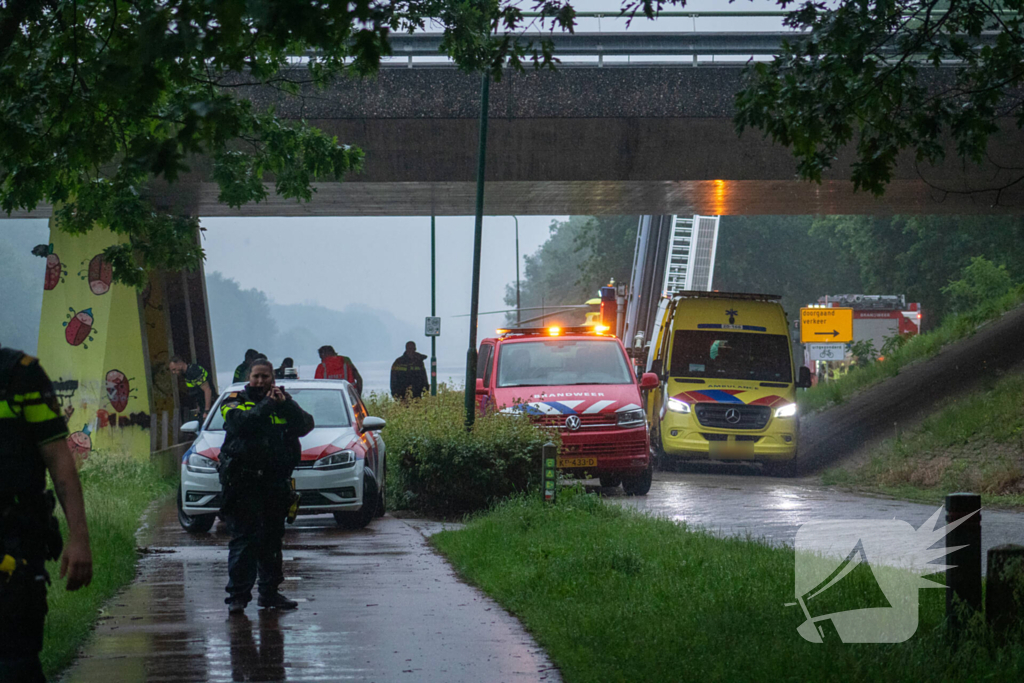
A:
[464,71,490,430]
[514,215,521,326]
[945,492,982,634]
[431,215,437,397]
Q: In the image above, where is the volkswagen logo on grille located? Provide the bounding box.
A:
[565,415,582,431]
[724,408,742,425]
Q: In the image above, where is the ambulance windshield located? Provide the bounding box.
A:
[670,331,792,383]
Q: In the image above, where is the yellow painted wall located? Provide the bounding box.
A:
[36,223,152,461]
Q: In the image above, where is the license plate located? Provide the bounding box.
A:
[709,442,754,458]
[557,457,598,469]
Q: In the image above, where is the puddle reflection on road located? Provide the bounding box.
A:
[594,471,1024,574]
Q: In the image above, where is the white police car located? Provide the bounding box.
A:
[177,380,386,532]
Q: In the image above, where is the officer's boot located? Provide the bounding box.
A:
[257,592,298,610]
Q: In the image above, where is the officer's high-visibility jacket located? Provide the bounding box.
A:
[0,349,67,498]
[315,355,362,393]
[0,349,68,562]
[183,363,217,409]
[218,386,314,485]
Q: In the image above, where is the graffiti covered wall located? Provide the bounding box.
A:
[37,223,152,460]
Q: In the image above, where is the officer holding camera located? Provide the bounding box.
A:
[1,346,92,682]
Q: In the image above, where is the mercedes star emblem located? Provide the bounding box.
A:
[725,408,741,424]
[565,415,582,431]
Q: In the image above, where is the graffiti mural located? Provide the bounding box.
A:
[105,369,137,413]
[63,307,99,347]
[38,224,152,460]
[80,253,113,295]
[33,244,67,291]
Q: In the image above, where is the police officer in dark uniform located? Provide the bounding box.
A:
[168,355,217,421]
[1,346,92,682]
[219,358,313,614]
[390,341,429,399]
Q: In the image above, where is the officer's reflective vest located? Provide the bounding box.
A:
[0,349,48,497]
[315,356,356,383]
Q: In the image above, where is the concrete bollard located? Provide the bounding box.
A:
[986,544,1024,631]
[542,442,557,503]
[946,493,982,632]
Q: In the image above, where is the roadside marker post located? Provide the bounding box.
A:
[986,544,1024,631]
[946,492,982,634]
[542,442,557,503]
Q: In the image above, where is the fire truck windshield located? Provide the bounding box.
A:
[497,339,634,387]
[670,331,792,383]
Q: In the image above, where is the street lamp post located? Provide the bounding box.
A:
[514,215,520,326]
[430,215,437,397]
[464,71,490,430]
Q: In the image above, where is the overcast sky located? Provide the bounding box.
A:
[202,215,563,369]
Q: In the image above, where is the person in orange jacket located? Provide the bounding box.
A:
[314,346,363,395]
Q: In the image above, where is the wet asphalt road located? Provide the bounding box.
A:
[607,471,1024,574]
[61,504,557,683]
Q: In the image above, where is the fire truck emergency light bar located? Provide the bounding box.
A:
[496,325,612,337]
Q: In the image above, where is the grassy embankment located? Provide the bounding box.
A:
[41,449,176,678]
[798,287,1024,415]
[434,492,1024,683]
[822,369,1024,508]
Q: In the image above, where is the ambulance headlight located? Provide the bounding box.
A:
[667,398,691,414]
[775,403,798,419]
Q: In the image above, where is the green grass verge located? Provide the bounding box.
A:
[799,288,1024,415]
[41,450,176,678]
[433,492,1024,683]
[821,370,1024,508]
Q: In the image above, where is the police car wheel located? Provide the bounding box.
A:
[374,466,386,518]
[334,474,378,529]
[177,485,216,533]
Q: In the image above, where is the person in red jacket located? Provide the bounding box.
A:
[314,346,363,395]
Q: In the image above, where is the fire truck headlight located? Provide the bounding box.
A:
[775,403,798,419]
[667,398,691,414]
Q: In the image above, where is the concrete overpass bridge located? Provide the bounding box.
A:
[11,31,1024,217]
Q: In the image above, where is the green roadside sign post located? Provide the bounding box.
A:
[542,442,557,503]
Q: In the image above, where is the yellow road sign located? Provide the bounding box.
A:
[800,307,853,344]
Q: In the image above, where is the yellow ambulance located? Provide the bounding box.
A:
[645,292,811,475]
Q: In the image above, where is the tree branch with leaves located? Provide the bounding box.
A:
[735,0,1024,197]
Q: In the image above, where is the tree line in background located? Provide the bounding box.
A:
[510,215,1024,331]
[205,272,415,373]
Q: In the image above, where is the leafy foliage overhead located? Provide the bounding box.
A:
[0,0,615,286]
[735,0,1024,197]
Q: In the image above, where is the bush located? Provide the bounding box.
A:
[364,387,558,516]
[942,256,1015,314]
